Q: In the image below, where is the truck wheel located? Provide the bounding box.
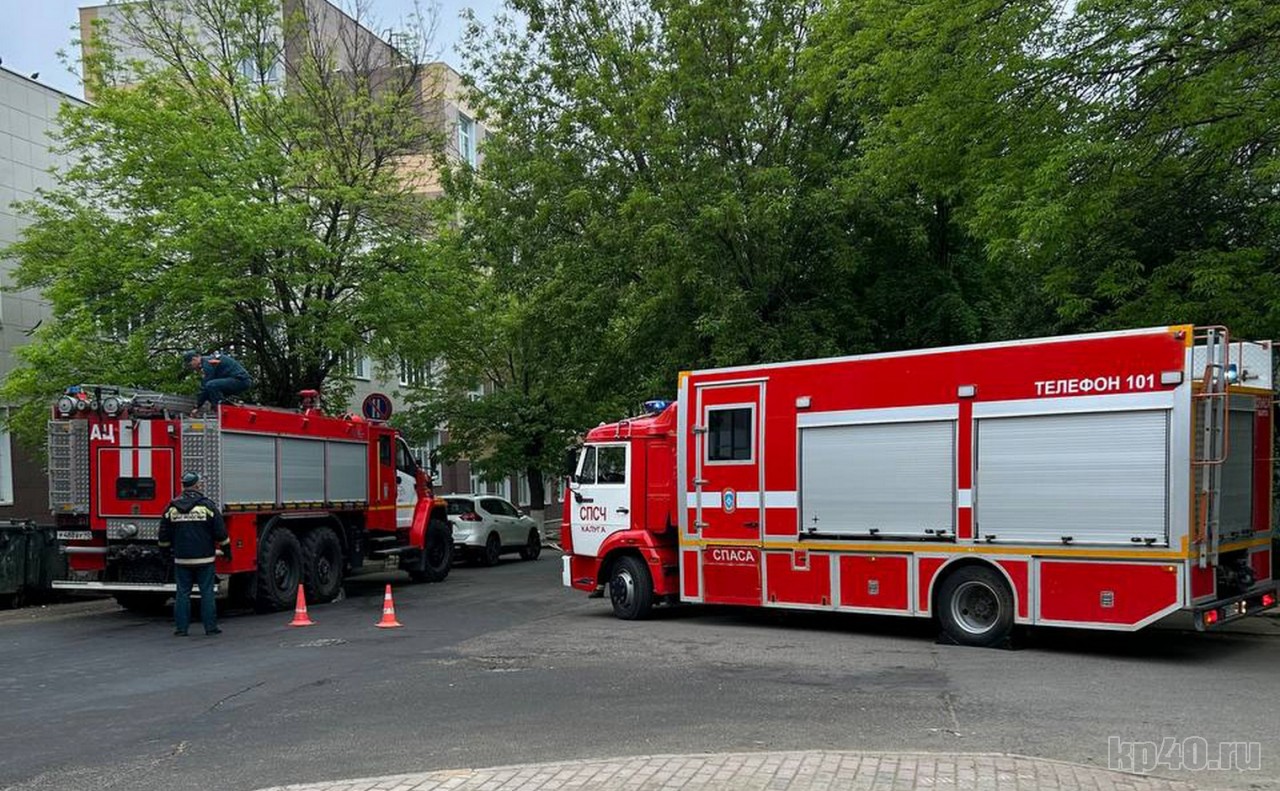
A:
[255,527,303,612]
[518,528,541,561]
[301,527,344,604]
[479,532,502,567]
[609,555,653,620]
[409,518,452,583]
[114,592,170,616]
[936,565,1014,647]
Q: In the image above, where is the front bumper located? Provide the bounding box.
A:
[1192,582,1279,630]
[51,578,229,597]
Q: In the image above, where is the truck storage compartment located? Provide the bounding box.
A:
[975,410,1169,545]
[798,419,954,538]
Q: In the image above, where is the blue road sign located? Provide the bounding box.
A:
[362,392,393,421]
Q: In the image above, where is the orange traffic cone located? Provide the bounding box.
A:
[289,585,315,627]
[375,584,402,628]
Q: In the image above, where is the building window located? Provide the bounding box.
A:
[518,473,530,507]
[399,359,428,388]
[458,113,476,167]
[343,350,371,381]
[0,414,12,505]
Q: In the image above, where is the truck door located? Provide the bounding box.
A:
[394,438,419,529]
[568,443,631,557]
[693,382,764,542]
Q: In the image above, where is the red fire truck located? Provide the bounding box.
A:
[48,389,452,613]
[562,325,1279,646]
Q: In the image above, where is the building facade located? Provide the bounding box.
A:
[0,67,88,521]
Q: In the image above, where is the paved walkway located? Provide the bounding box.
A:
[255,751,1204,791]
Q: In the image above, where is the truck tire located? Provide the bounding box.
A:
[255,527,303,612]
[518,528,541,561]
[301,526,344,604]
[936,565,1014,647]
[609,555,653,620]
[409,518,452,583]
[114,592,170,616]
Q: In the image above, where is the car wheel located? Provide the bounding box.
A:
[301,526,344,603]
[409,518,453,583]
[255,527,303,612]
[936,565,1014,647]
[479,532,501,566]
[609,555,653,620]
[518,528,541,561]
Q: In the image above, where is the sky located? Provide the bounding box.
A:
[0,0,506,100]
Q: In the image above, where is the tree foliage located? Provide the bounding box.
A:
[421,0,1280,501]
[2,0,461,447]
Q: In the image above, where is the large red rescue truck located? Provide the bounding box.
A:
[48,389,452,613]
[562,325,1279,646]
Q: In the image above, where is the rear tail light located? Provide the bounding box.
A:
[459,512,482,522]
[1263,593,1277,608]
[1203,610,1220,626]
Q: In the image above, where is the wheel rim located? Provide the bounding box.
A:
[426,540,447,567]
[610,568,635,610]
[950,580,1000,634]
[316,550,335,588]
[274,551,297,594]
[487,535,499,560]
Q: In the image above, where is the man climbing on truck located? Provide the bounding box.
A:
[182,349,253,412]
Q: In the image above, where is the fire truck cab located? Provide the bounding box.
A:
[563,326,1279,646]
[49,388,453,613]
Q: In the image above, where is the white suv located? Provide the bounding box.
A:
[444,495,542,566]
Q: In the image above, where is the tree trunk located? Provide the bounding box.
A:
[527,466,547,539]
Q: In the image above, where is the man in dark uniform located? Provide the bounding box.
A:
[182,349,253,412]
[158,471,230,636]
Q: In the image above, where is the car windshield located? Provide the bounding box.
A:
[445,499,476,515]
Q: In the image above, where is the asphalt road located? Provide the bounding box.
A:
[1,552,1277,791]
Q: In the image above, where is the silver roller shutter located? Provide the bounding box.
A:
[1219,410,1255,541]
[975,410,1169,545]
[280,438,326,503]
[799,420,954,537]
[326,441,368,502]
[221,433,277,505]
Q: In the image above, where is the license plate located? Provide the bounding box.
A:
[56,530,93,541]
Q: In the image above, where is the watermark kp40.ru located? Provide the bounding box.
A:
[1109,737,1261,773]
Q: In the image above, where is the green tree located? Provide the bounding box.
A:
[2,0,461,446]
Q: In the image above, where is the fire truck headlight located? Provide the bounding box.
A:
[74,398,90,412]
[102,395,122,416]
[56,395,75,416]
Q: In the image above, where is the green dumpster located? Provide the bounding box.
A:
[0,521,32,609]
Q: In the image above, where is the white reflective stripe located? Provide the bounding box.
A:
[764,491,797,508]
[138,420,152,477]
[957,488,972,508]
[119,422,134,477]
[685,491,797,509]
[797,404,958,428]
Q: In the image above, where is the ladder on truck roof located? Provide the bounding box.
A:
[1193,326,1231,569]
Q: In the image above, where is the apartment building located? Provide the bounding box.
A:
[0,67,89,520]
